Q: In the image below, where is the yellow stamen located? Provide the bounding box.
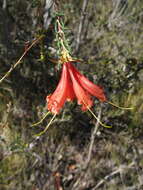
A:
[88,107,112,128]
[34,113,56,136]
[31,111,51,127]
[82,99,111,128]
[107,101,133,110]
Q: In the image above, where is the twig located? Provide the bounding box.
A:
[0,35,44,84]
[86,107,102,166]
[72,107,102,189]
[75,0,89,52]
[108,0,128,28]
[2,0,7,9]
[93,162,135,190]
[43,0,54,29]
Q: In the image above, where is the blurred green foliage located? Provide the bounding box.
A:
[0,0,143,189]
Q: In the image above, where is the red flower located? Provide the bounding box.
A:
[46,62,70,114]
[67,62,106,102]
[67,63,93,111]
[47,62,106,114]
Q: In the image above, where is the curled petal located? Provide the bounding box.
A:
[66,78,76,101]
[67,62,93,111]
[67,62,107,102]
[65,65,76,101]
[46,63,69,114]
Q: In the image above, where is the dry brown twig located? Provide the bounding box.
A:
[72,107,102,189]
[0,35,44,84]
[93,162,136,190]
[75,0,89,52]
[86,106,102,166]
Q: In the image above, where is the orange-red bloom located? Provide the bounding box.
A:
[46,62,70,114]
[47,62,106,114]
[67,62,106,102]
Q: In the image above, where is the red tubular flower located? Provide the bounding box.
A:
[46,61,107,114]
[67,62,107,102]
[46,62,70,114]
[66,73,76,101]
[67,62,93,111]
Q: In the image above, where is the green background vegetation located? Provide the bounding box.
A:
[0,0,143,189]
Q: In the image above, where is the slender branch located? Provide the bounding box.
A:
[93,162,135,190]
[75,0,89,52]
[0,35,44,84]
[2,0,7,10]
[86,107,102,166]
[43,0,54,29]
